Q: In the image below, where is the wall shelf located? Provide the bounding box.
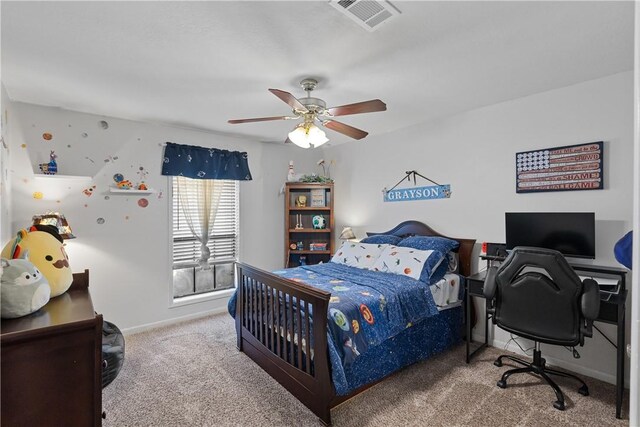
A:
[109,187,155,194]
[289,229,332,233]
[33,174,92,180]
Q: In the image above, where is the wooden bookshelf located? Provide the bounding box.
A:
[285,182,334,268]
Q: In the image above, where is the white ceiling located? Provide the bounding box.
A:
[1,1,634,146]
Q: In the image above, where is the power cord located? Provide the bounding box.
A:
[564,346,581,359]
[505,334,534,355]
[506,338,579,359]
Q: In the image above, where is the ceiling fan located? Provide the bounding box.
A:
[228,78,386,148]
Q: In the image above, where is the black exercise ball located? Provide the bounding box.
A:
[102,320,125,388]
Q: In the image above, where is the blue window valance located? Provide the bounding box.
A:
[161,142,252,181]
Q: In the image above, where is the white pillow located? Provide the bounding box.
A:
[371,245,434,281]
[331,242,387,270]
[447,252,459,273]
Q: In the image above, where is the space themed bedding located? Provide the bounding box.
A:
[274,263,441,364]
[431,273,462,310]
[229,261,463,395]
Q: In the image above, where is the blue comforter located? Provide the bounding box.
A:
[228,262,443,394]
[275,263,440,365]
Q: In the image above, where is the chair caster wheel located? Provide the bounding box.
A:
[553,401,565,411]
[497,380,507,389]
[494,360,503,367]
[578,385,589,396]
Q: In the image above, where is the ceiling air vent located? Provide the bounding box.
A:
[329,0,401,32]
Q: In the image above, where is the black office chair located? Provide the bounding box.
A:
[483,246,600,410]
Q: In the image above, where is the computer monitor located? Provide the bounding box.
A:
[505,212,596,259]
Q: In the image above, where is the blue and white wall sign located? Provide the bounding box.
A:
[383,184,451,202]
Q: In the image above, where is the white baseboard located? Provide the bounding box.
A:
[120,306,228,336]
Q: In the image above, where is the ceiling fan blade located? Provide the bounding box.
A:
[322,120,368,140]
[327,99,386,117]
[228,116,290,124]
[269,89,308,112]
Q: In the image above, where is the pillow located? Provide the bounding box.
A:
[397,235,460,253]
[430,252,459,283]
[397,236,459,281]
[447,252,459,273]
[371,245,441,282]
[431,258,449,284]
[360,234,402,246]
[331,242,387,270]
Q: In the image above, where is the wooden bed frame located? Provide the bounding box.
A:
[235,220,475,425]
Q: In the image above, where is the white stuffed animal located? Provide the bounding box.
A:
[1,255,51,318]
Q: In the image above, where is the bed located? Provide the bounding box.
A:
[230,220,475,425]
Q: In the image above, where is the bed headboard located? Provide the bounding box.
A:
[366,220,476,277]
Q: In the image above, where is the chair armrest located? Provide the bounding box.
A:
[581,278,600,320]
[483,266,499,319]
[580,278,600,340]
[483,266,499,300]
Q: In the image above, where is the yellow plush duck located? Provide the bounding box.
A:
[1,225,73,297]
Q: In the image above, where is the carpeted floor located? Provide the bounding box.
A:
[103,313,627,426]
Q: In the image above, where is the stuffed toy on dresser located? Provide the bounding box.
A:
[1,256,51,318]
[1,225,73,297]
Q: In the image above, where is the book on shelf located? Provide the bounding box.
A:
[310,189,326,207]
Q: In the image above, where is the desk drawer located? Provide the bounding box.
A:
[467,279,484,297]
[598,300,618,324]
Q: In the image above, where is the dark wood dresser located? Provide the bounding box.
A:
[1,270,103,426]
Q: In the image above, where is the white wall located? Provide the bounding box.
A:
[323,71,634,385]
[1,85,13,245]
[4,101,318,331]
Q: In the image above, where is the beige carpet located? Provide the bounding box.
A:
[103,313,627,426]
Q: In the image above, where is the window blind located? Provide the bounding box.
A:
[172,178,239,267]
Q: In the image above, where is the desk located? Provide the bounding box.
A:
[464,265,628,419]
[465,271,491,363]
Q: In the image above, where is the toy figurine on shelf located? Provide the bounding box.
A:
[287,161,295,182]
[113,173,133,189]
[39,151,58,175]
[312,215,326,229]
[295,195,307,207]
[299,256,307,266]
[137,182,148,191]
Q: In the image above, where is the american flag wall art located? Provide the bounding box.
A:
[516,141,604,193]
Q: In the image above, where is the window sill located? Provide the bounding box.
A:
[170,288,235,309]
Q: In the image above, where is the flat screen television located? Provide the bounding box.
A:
[505,212,595,259]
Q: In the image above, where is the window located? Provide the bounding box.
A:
[172,177,239,298]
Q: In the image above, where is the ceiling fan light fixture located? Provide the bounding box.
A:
[228,79,384,144]
[288,123,328,149]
